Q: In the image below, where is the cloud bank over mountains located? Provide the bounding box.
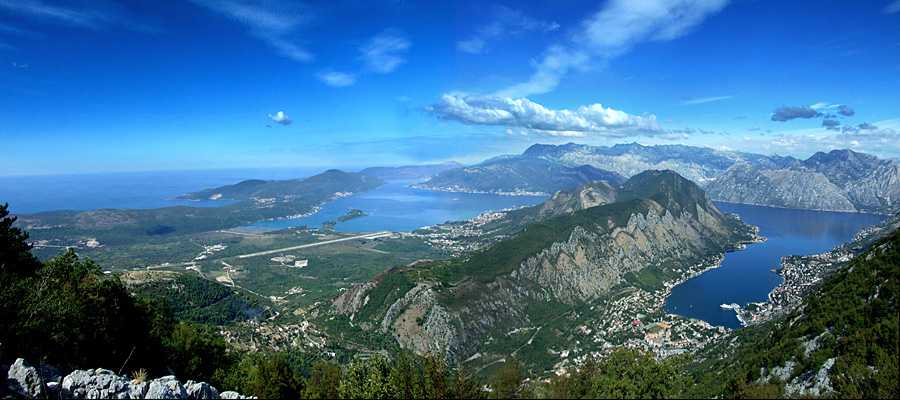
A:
[428,94,660,137]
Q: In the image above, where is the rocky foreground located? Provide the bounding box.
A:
[3,358,253,399]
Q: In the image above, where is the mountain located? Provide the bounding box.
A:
[360,162,463,180]
[704,162,858,212]
[534,180,619,219]
[331,170,753,363]
[414,157,625,195]
[180,169,382,201]
[19,170,382,246]
[706,150,900,213]
[434,143,898,214]
[522,142,773,183]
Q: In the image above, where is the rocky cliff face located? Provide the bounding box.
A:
[4,358,254,399]
[536,181,619,219]
[705,162,858,212]
[336,171,751,362]
[706,150,900,213]
[490,143,900,214]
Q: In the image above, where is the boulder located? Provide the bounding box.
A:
[145,376,188,399]
[129,381,149,399]
[61,368,133,399]
[7,358,44,398]
[9,360,251,399]
[185,380,219,399]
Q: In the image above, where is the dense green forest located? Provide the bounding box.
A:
[2,203,898,398]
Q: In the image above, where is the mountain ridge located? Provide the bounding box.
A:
[331,170,754,364]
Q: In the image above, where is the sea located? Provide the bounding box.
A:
[665,202,885,328]
[0,169,547,231]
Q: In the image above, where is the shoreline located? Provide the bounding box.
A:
[713,200,892,217]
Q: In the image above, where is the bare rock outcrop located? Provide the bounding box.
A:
[3,359,253,399]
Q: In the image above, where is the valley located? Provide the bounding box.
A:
[4,145,897,398]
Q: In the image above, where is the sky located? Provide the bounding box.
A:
[1,0,900,176]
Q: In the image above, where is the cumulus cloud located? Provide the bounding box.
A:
[499,0,729,97]
[316,71,356,87]
[268,111,292,125]
[858,122,878,130]
[837,104,855,117]
[822,118,841,130]
[360,30,410,74]
[457,5,558,55]
[428,94,661,137]
[709,119,900,160]
[772,103,857,123]
[681,95,732,105]
[771,106,821,122]
[191,0,313,62]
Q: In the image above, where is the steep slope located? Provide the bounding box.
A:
[332,171,753,364]
[691,225,900,398]
[535,181,619,219]
[705,162,857,212]
[415,157,624,195]
[803,150,900,213]
[706,150,900,213]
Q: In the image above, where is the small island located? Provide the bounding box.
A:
[337,208,368,222]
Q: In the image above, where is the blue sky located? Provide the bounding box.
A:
[1,0,900,176]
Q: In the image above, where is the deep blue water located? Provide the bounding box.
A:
[243,180,548,232]
[0,168,325,214]
[0,171,547,233]
[665,202,885,328]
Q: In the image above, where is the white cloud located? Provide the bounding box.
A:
[428,94,661,137]
[317,71,356,87]
[885,0,900,13]
[708,118,900,159]
[360,30,410,74]
[0,0,108,29]
[456,38,486,54]
[681,95,733,105]
[268,111,292,125]
[191,0,313,62]
[0,0,155,32]
[500,0,729,97]
[494,45,590,98]
[457,5,559,55]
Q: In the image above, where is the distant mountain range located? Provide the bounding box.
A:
[359,162,462,180]
[332,170,754,362]
[413,157,625,195]
[706,149,900,213]
[419,142,899,214]
[21,170,381,246]
[179,169,381,201]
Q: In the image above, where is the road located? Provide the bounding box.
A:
[235,231,393,259]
